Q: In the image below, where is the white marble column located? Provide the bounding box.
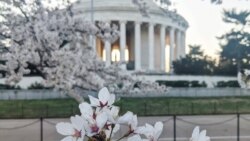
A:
[120,21,127,69]
[148,23,155,70]
[105,41,111,66]
[176,30,182,60]
[135,21,141,70]
[160,25,166,71]
[181,32,186,57]
[169,27,175,73]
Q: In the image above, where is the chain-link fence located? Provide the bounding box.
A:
[1,114,250,141]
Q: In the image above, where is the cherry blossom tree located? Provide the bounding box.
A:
[0,0,166,103]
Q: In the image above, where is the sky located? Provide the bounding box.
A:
[170,0,250,59]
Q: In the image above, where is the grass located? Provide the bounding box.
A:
[1,97,250,118]
[0,99,79,119]
[116,97,250,116]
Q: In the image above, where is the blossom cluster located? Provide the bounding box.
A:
[56,87,164,141]
[56,87,211,141]
[238,69,250,89]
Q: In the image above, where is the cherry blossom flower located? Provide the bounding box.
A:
[141,122,163,141]
[190,126,210,141]
[117,111,144,134]
[56,115,85,141]
[117,111,133,125]
[105,106,120,123]
[127,122,163,141]
[79,102,108,136]
[88,87,115,108]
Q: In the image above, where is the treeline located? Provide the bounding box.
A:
[173,44,250,76]
[173,9,250,76]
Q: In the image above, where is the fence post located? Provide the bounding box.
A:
[173,115,176,141]
[237,113,240,141]
[40,117,43,141]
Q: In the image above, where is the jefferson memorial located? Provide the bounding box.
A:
[76,0,188,73]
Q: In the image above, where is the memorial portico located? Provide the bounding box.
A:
[75,0,189,73]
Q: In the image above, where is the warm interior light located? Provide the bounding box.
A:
[102,46,130,62]
[125,48,129,62]
[102,49,106,61]
[110,48,129,62]
[112,49,120,62]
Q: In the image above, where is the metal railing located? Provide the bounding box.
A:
[1,114,250,141]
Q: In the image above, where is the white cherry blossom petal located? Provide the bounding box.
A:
[96,112,108,129]
[134,126,148,134]
[56,122,74,136]
[190,126,210,141]
[84,125,92,137]
[70,115,85,131]
[110,106,120,117]
[145,123,154,131]
[130,115,138,130]
[138,122,163,141]
[61,136,74,141]
[88,95,100,107]
[108,94,115,106]
[117,111,133,125]
[105,106,120,123]
[191,126,200,140]
[154,122,163,139]
[77,137,84,141]
[79,102,93,119]
[98,87,110,105]
[198,130,207,141]
[127,135,143,141]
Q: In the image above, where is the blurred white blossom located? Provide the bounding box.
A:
[238,69,250,89]
[190,126,210,141]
